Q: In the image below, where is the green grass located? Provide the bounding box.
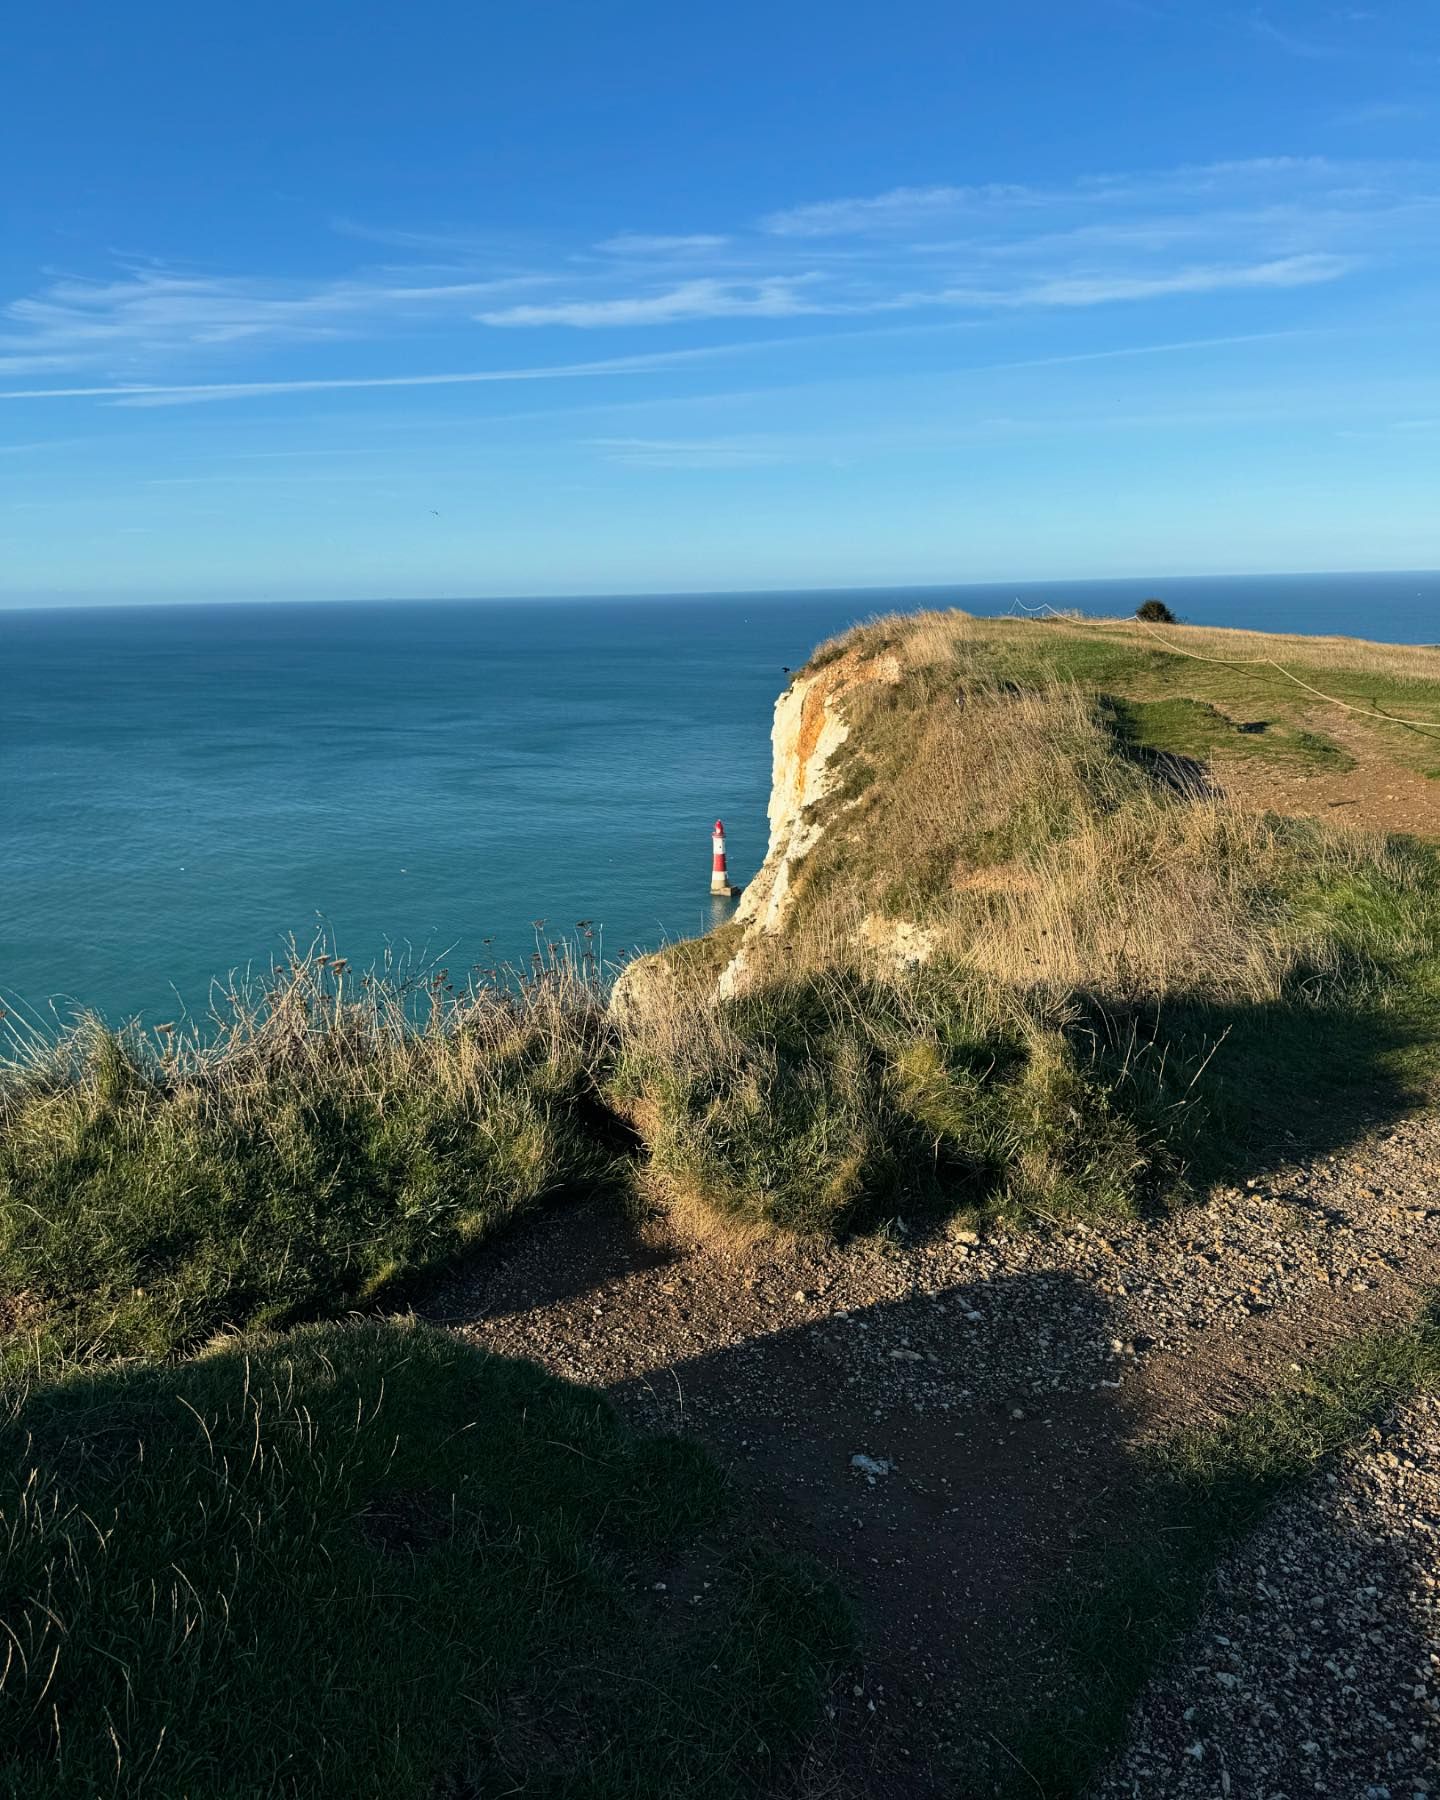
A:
[1148,836,1440,1175]
[993,1302,1440,1796]
[992,623,1440,714]
[981,622,1440,774]
[0,1319,849,1799]
[0,965,616,1370]
[619,965,1168,1235]
[1105,695,1354,772]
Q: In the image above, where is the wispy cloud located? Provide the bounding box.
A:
[1,325,1309,415]
[0,437,92,454]
[596,233,731,256]
[949,253,1352,307]
[479,277,826,328]
[760,184,1034,237]
[328,218,525,256]
[0,156,1429,403]
[0,265,552,377]
[589,435,787,468]
[1111,2,1426,66]
[1334,99,1431,126]
[0,345,744,407]
[1244,11,1341,60]
[757,158,1390,238]
[481,254,1353,331]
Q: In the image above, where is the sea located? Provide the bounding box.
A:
[3,570,1438,1027]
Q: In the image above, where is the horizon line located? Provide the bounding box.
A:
[3,563,1438,616]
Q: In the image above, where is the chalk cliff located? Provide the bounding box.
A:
[715,644,902,996]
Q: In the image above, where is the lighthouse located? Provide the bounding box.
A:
[710,819,739,898]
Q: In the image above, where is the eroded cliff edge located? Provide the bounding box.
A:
[716,639,905,995]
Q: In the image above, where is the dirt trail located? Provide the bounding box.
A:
[1214,710,1440,839]
[419,1117,1440,1796]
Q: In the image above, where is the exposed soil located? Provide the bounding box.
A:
[1214,711,1440,839]
[417,1116,1440,1797]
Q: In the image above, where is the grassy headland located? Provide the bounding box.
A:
[619,609,1440,1237]
[5,608,1440,1367]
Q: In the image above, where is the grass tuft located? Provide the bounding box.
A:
[617,965,1162,1235]
[0,956,615,1368]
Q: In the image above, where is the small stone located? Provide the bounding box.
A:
[851,1453,892,1478]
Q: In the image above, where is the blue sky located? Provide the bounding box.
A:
[2,0,1438,604]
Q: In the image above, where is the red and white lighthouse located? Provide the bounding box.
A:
[710,819,738,898]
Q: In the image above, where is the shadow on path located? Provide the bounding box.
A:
[417,1191,684,1328]
[602,1270,1138,1798]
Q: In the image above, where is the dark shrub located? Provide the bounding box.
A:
[1136,598,1177,624]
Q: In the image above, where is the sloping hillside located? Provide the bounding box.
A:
[722,608,1440,991]
[618,609,1440,1235]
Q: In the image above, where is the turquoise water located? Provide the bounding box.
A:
[4,571,1438,1025]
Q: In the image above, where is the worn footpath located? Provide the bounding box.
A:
[419,1116,1440,1796]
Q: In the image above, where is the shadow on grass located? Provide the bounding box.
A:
[0,1318,851,1800]
[1091,978,1437,1199]
[1098,693,1220,797]
[413,1183,686,1329]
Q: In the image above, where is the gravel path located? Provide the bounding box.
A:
[418,1113,1440,1796]
[1097,1393,1440,1800]
[433,1116,1440,1435]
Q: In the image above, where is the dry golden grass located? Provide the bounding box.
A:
[746,609,1440,1006]
[1081,613,1440,686]
[959,799,1411,1004]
